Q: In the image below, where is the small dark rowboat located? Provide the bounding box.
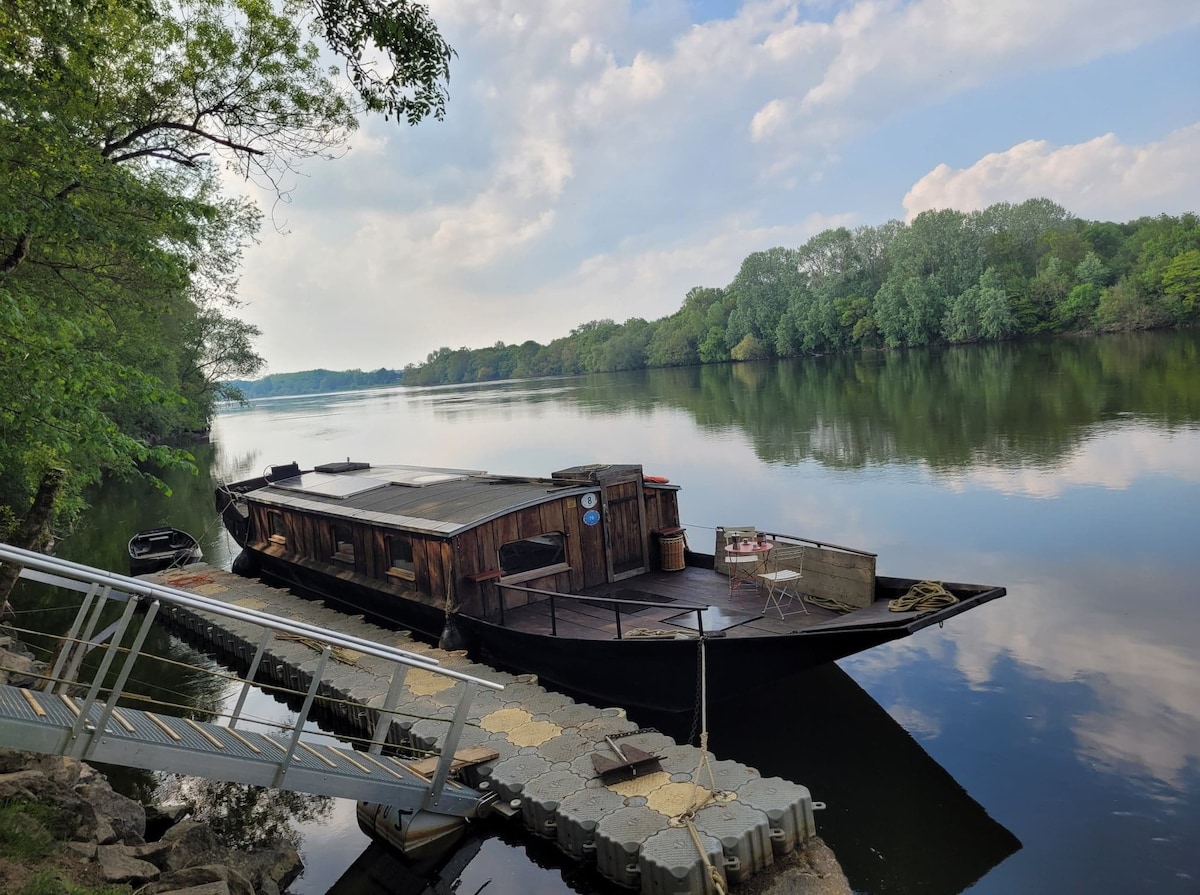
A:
[128,527,203,575]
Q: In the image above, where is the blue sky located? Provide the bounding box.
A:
[232,0,1200,374]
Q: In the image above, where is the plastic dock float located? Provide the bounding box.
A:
[148,564,820,894]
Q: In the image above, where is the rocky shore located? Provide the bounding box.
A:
[0,632,303,895]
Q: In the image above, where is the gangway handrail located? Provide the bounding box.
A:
[0,541,503,817]
[0,543,501,691]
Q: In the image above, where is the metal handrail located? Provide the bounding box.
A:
[0,543,500,690]
[1,542,503,811]
[494,583,709,638]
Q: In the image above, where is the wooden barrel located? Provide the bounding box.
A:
[659,532,685,572]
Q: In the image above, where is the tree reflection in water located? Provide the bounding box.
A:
[157,778,333,850]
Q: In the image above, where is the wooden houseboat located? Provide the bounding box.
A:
[216,461,1006,713]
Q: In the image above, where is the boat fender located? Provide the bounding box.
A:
[439,615,469,652]
[643,475,669,484]
[231,548,260,577]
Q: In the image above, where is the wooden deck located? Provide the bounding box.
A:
[497,564,860,641]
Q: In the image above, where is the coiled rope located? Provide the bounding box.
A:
[888,580,959,613]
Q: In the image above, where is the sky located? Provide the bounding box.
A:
[230,0,1200,375]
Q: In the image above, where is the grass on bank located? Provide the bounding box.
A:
[0,800,127,895]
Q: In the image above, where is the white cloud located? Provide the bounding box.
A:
[848,560,1200,788]
[229,1,1200,372]
[904,124,1200,221]
[750,98,789,142]
[939,424,1200,499]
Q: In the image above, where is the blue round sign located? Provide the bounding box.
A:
[583,509,601,526]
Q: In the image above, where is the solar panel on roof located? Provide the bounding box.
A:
[271,473,390,499]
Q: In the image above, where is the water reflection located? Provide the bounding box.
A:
[34,329,1200,893]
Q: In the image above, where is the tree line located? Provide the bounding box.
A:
[0,0,452,549]
[228,368,403,399]
[402,200,1200,386]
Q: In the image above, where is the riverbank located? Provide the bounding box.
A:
[0,631,302,895]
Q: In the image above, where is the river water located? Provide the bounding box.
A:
[50,331,1200,894]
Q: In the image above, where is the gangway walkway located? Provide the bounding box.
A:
[0,542,503,821]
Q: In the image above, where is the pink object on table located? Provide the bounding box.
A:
[724,541,772,555]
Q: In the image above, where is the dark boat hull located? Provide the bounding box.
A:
[458,608,956,714]
[239,545,1004,714]
[128,528,202,576]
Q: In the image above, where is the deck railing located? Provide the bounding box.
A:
[492,583,710,638]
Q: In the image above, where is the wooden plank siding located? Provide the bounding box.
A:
[245,481,682,623]
[791,545,875,609]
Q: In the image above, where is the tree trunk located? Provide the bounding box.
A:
[0,468,67,608]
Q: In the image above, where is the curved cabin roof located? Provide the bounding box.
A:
[245,463,673,538]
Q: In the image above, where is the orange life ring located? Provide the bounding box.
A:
[643,475,669,484]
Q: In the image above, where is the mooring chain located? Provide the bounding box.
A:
[688,637,704,746]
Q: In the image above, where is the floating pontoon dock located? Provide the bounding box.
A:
[146,564,822,893]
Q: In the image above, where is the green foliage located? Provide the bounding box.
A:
[1162,249,1200,321]
[397,201,1198,388]
[0,800,69,860]
[315,0,454,124]
[1,0,454,530]
[230,367,403,397]
[730,333,769,361]
[13,870,126,895]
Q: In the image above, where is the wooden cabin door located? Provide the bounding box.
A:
[600,475,648,581]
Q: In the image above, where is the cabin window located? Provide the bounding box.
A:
[499,533,566,576]
[331,522,354,565]
[268,511,287,544]
[386,535,415,580]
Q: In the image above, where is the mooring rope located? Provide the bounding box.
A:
[625,627,698,639]
[672,637,729,895]
[888,580,959,613]
[803,592,859,614]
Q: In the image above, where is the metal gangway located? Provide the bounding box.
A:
[0,543,503,822]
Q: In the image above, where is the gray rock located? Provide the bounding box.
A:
[146,884,231,895]
[86,812,118,846]
[77,780,146,844]
[0,649,41,686]
[226,841,304,893]
[65,840,98,861]
[97,843,161,884]
[159,820,221,871]
[125,838,179,868]
[141,864,254,895]
[0,769,57,800]
[36,754,84,789]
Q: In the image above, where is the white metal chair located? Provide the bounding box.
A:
[756,544,808,618]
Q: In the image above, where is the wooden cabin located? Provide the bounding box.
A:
[237,463,681,629]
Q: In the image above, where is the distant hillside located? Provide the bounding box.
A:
[226,368,403,398]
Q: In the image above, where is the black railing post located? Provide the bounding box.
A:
[615,606,623,640]
[550,596,557,636]
[695,608,705,636]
